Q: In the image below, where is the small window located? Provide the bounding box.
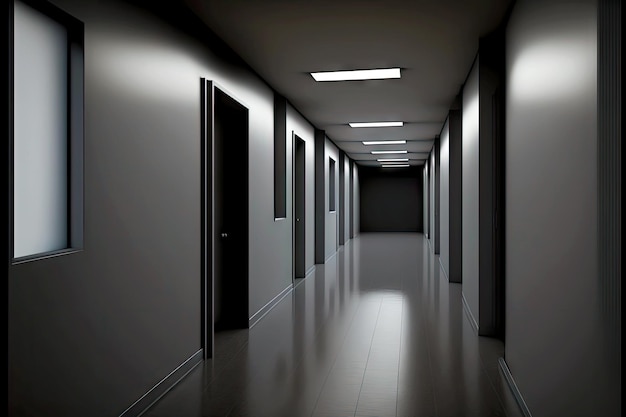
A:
[329,158,336,212]
[11,0,84,261]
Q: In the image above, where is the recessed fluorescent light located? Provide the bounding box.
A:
[382,164,410,168]
[350,121,403,128]
[377,158,409,162]
[362,140,406,145]
[311,68,400,82]
[371,150,408,154]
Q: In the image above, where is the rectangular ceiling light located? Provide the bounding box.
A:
[311,67,400,82]
[382,164,410,168]
[377,158,409,162]
[349,121,403,128]
[370,150,408,154]
[362,140,406,145]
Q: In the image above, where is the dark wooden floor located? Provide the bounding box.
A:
[143,233,523,417]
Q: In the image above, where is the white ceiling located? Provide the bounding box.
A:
[182,0,512,166]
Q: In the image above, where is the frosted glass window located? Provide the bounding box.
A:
[12,0,83,260]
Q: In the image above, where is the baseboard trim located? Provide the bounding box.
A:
[438,258,450,281]
[461,292,479,334]
[324,250,338,263]
[498,357,533,417]
[294,266,317,289]
[120,349,203,417]
[305,265,316,277]
[249,284,293,328]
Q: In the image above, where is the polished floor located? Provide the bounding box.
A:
[143,233,523,417]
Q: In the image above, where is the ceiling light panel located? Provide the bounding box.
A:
[377,158,409,162]
[362,140,406,145]
[311,67,400,82]
[382,164,410,168]
[370,150,408,154]
[349,121,403,128]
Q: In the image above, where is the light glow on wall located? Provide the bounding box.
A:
[509,35,595,101]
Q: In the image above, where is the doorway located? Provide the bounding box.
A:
[201,79,249,358]
[293,134,306,284]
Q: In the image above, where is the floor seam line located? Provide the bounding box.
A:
[306,288,364,417]
[353,297,383,417]
[395,297,405,417]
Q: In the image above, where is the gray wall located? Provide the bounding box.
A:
[359,167,423,232]
[462,57,480,328]
[8,0,306,415]
[504,0,616,415]
[439,120,450,278]
[286,105,316,273]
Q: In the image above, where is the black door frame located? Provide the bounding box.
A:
[292,133,306,281]
[201,78,249,359]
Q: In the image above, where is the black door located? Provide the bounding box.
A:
[293,134,306,279]
[213,87,249,332]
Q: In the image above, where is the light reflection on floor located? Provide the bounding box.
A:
[144,233,523,417]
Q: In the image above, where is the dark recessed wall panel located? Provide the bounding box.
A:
[434,135,440,254]
[314,129,325,263]
[423,161,430,238]
[439,122,450,277]
[462,30,504,338]
[274,93,287,219]
[598,0,621,410]
[448,109,463,283]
